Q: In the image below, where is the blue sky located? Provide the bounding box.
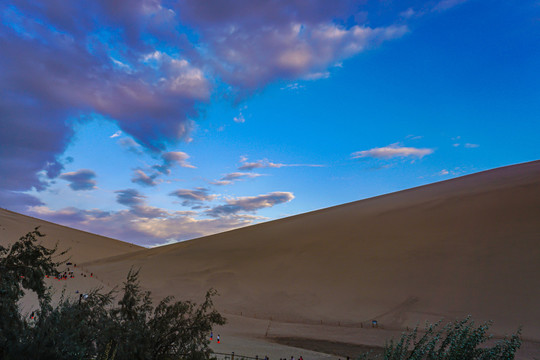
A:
[1,0,539,246]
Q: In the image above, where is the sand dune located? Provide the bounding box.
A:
[3,161,540,358]
[0,208,143,263]
[79,160,540,343]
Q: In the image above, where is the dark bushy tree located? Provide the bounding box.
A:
[0,228,65,358]
[0,229,225,360]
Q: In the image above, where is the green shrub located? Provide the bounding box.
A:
[360,317,521,360]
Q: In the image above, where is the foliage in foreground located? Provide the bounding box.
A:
[0,228,225,360]
[360,317,522,360]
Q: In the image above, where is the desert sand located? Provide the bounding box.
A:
[3,160,540,359]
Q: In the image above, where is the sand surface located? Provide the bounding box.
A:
[4,160,540,359]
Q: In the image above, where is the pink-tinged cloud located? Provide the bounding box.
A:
[178,2,408,90]
[351,144,434,159]
[207,191,294,217]
[27,204,255,247]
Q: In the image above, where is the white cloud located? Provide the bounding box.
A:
[211,172,263,186]
[351,144,434,159]
[109,130,122,138]
[281,82,305,91]
[238,157,324,171]
[438,169,450,176]
[302,71,330,80]
[233,113,245,123]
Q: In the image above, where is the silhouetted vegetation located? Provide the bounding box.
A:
[0,228,225,360]
[360,317,521,360]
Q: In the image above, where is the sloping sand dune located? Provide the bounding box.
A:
[81,160,540,342]
[0,208,143,263]
[3,161,540,358]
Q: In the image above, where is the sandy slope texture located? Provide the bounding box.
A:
[0,208,143,263]
[82,160,540,345]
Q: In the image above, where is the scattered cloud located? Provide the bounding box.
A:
[170,188,217,206]
[438,169,450,176]
[432,0,469,12]
[351,144,434,159]
[115,189,145,207]
[434,167,467,177]
[0,0,461,212]
[303,71,330,80]
[281,82,305,91]
[132,169,159,187]
[239,160,284,171]
[0,190,44,212]
[400,8,416,19]
[211,172,263,186]
[209,180,232,186]
[233,113,245,123]
[238,157,323,171]
[59,169,97,191]
[27,202,256,247]
[130,151,195,188]
[206,191,294,217]
[153,151,195,174]
[178,1,408,90]
[452,141,479,148]
[110,131,122,139]
[118,138,143,154]
[222,172,262,181]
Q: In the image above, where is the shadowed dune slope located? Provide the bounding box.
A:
[0,208,143,263]
[31,161,540,339]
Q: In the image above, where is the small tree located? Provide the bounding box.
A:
[110,268,226,360]
[0,227,65,358]
[361,317,522,360]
